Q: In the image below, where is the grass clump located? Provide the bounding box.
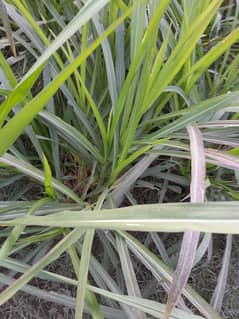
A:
[0,0,239,318]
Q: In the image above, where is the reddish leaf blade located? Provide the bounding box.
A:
[211,234,232,312]
[165,125,206,318]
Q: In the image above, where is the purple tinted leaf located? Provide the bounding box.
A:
[187,125,206,203]
[211,234,232,312]
[165,231,201,319]
[198,120,239,128]
[165,125,205,319]
[121,231,222,319]
[202,136,239,148]
[205,149,239,171]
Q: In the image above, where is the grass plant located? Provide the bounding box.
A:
[1,1,239,318]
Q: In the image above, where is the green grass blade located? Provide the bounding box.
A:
[144,0,222,111]
[0,228,85,305]
[148,91,239,140]
[0,2,141,156]
[116,235,146,319]
[0,50,17,88]
[90,286,204,319]
[75,191,107,319]
[75,229,95,319]
[185,28,239,91]
[0,0,16,56]
[0,65,43,128]
[14,0,110,81]
[0,153,83,203]
[0,198,50,265]
[40,111,104,163]
[42,153,57,199]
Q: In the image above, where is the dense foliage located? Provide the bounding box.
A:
[0,0,239,318]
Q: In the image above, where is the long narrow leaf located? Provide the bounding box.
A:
[2,202,239,234]
[211,234,232,312]
[0,1,141,156]
[165,125,205,318]
[0,228,85,305]
[0,153,83,203]
[0,0,16,56]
